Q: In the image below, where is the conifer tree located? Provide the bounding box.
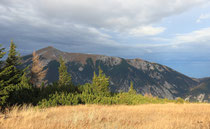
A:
[0,46,5,106]
[58,57,72,87]
[0,44,5,69]
[0,41,22,108]
[8,71,33,105]
[128,81,136,94]
[5,40,20,67]
[19,72,31,89]
[92,67,110,96]
[0,44,5,58]
[30,51,47,88]
[0,41,22,85]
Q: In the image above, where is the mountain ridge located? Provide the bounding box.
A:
[21,46,209,100]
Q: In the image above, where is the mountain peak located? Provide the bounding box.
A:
[38,46,57,52]
[37,46,60,53]
[45,46,54,49]
[36,46,63,60]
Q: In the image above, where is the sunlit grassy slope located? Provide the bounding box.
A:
[1,104,210,129]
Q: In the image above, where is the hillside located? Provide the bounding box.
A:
[185,78,210,102]
[20,46,202,99]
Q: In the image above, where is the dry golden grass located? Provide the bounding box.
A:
[1,104,210,129]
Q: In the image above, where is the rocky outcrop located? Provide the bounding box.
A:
[185,94,209,102]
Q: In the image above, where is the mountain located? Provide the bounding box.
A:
[21,46,201,99]
[184,77,210,102]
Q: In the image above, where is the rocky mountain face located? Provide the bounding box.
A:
[184,78,210,102]
[21,46,203,99]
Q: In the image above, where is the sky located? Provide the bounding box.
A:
[0,0,210,78]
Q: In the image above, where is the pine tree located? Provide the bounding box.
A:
[5,40,20,67]
[0,65,21,86]
[128,81,136,94]
[30,51,47,88]
[8,71,33,105]
[58,57,72,87]
[19,72,31,89]
[0,44,5,69]
[0,41,22,108]
[0,44,5,58]
[92,67,110,96]
[0,41,22,85]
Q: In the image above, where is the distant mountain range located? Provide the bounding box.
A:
[21,46,210,101]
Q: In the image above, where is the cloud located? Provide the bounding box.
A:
[129,26,165,36]
[196,13,210,23]
[0,0,209,58]
[142,27,210,49]
[0,0,207,36]
[174,27,210,44]
[35,0,207,30]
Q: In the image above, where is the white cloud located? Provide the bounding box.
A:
[0,0,207,35]
[126,27,210,51]
[174,27,210,44]
[129,26,165,36]
[35,0,207,30]
[196,13,210,23]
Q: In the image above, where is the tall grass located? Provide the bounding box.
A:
[1,104,210,129]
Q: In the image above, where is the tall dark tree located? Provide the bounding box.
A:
[0,44,5,69]
[0,44,5,58]
[9,71,33,105]
[58,57,72,87]
[0,41,22,85]
[5,40,20,67]
[19,71,31,89]
[0,41,22,108]
[92,67,110,96]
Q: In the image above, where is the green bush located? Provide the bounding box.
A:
[38,92,80,108]
[175,97,185,104]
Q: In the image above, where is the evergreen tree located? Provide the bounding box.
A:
[8,71,33,105]
[0,65,21,86]
[5,40,20,67]
[0,41,22,108]
[0,41,22,85]
[58,57,72,87]
[0,44,5,58]
[19,71,31,89]
[128,81,136,94]
[30,51,47,88]
[92,67,110,96]
[0,44,5,69]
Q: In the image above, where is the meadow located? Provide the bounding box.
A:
[1,104,210,129]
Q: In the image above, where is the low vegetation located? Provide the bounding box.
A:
[1,104,210,129]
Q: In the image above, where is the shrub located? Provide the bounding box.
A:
[38,92,80,108]
[175,97,185,104]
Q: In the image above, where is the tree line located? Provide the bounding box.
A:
[0,41,181,111]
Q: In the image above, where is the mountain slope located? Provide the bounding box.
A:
[184,78,210,102]
[21,46,199,99]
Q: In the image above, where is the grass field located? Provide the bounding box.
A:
[0,104,210,129]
